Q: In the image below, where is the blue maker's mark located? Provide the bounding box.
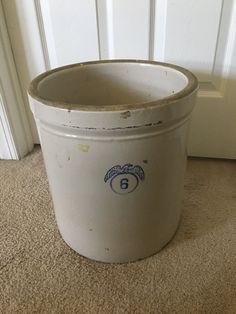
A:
[104,164,145,194]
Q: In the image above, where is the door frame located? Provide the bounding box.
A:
[0,0,33,159]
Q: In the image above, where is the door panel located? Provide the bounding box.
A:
[163,0,223,82]
[40,0,100,67]
[104,0,151,59]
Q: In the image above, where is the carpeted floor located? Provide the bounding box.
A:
[0,146,236,314]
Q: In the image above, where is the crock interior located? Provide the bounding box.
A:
[37,62,189,106]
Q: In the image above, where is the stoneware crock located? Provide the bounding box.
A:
[28,60,198,263]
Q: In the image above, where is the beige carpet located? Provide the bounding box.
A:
[0,146,236,314]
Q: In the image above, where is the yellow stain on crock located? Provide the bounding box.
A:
[79,144,90,152]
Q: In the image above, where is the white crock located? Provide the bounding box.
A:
[28,60,198,263]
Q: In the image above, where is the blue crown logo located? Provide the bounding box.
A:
[104,163,145,194]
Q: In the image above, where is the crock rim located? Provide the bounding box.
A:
[28,59,198,112]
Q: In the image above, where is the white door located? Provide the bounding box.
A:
[2,0,236,158]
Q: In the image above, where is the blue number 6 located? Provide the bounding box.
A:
[120,178,129,189]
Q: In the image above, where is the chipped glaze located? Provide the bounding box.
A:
[28,60,198,263]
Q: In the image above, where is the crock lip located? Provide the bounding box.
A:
[28,59,199,112]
